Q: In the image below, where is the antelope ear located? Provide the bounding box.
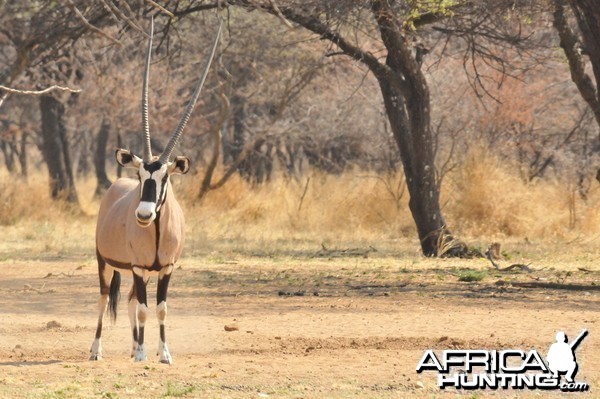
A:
[169,156,190,175]
[115,149,141,168]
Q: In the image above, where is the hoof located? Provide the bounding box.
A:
[90,339,102,361]
[134,344,147,362]
[158,342,172,365]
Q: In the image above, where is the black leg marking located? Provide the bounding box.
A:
[157,272,171,305]
[133,268,148,350]
[133,271,148,307]
[138,326,145,346]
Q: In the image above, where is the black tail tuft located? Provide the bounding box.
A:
[108,271,121,323]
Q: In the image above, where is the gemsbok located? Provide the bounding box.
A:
[90,18,222,364]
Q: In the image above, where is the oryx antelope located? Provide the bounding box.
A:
[90,19,222,364]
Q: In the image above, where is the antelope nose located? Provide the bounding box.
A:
[135,201,156,226]
[136,210,152,220]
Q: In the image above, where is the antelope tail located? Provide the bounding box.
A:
[109,271,121,323]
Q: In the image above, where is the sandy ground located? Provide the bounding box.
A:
[0,252,598,398]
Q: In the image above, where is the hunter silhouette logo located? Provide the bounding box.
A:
[547,330,588,383]
[416,329,589,392]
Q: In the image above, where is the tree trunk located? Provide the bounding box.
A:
[94,117,112,197]
[569,0,600,91]
[198,92,229,201]
[19,130,27,179]
[376,73,455,255]
[39,95,78,204]
[0,138,16,172]
[370,0,462,256]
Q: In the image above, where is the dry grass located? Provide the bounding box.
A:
[2,147,600,260]
[445,147,600,242]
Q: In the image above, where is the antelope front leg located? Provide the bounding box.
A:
[157,265,173,364]
[132,266,148,362]
[90,257,112,361]
[127,285,138,358]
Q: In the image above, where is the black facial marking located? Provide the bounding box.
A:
[141,179,157,203]
[157,174,168,209]
[143,161,163,173]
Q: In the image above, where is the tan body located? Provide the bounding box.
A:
[96,178,185,270]
[90,17,221,365]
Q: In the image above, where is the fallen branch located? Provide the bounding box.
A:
[313,244,377,258]
[485,243,532,272]
[496,280,600,291]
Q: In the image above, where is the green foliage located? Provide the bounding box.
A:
[164,382,196,398]
[404,0,459,29]
[457,270,486,282]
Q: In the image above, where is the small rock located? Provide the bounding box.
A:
[415,381,424,389]
[46,320,61,329]
[224,325,239,332]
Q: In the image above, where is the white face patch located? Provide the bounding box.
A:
[135,163,170,225]
[137,201,155,213]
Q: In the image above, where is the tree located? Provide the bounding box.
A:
[177,0,470,256]
[552,0,600,130]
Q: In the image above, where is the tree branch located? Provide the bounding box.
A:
[65,0,124,47]
[0,84,82,95]
[229,0,391,79]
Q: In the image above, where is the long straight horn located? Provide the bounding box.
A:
[141,17,154,163]
[158,21,223,164]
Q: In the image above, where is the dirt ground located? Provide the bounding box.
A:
[0,245,598,398]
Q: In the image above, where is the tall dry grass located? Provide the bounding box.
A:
[444,147,600,242]
[2,146,600,259]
